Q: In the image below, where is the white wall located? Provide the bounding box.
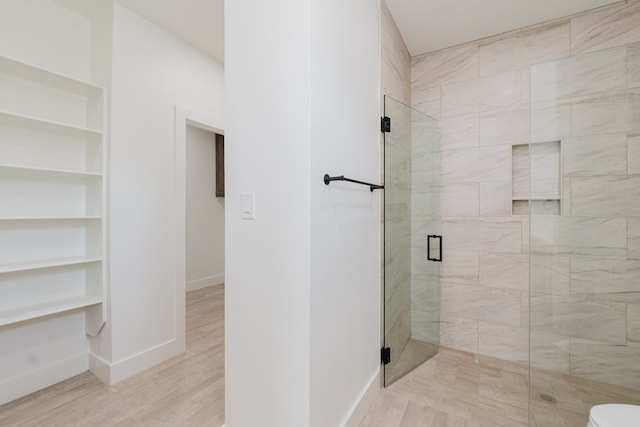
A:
[186,125,224,291]
[225,0,380,425]
[0,0,90,80]
[105,3,224,382]
[225,0,311,424]
[309,0,381,425]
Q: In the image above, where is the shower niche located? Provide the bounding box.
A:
[511,140,562,216]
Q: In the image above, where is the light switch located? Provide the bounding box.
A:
[241,192,255,219]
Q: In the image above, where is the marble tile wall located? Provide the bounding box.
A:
[563,133,628,176]
[410,113,440,344]
[629,217,640,259]
[383,0,444,359]
[529,4,640,392]
[529,141,561,198]
[570,339,640,390]
[409,0,640,369]
[511,144,530,199]
[381,0,413,363]
[530,47,627,103]
[628,134,640,174]
[383,97,413,365]
[570,1,640,55]
[629,45,640,88]
[381,0,410,106]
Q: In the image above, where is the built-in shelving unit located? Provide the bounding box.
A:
[511,140,562,216]
[0,110,103,137]
[0,256,103,275]
[0,296,102,328]
[0,55,106,331]
[0,163,102,177]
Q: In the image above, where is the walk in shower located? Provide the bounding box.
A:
[383,96,441,385]
[528,40,640,425]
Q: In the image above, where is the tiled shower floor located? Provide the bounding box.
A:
[361,347,530,426]
[385,339,439,386]
[529,367,640,427]
[362,346,640,426]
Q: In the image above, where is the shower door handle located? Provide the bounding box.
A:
[427,235,442,262]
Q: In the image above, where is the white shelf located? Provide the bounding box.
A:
[0,163,102,178]
[0,56,103,97]
[530,196,561,200]
[0,256,102,275]
[512,197,561,201]
[0,216,102,221]
[0,109,102,137]
[0,296,102,327]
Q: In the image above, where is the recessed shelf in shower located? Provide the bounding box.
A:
[511,140,562,216]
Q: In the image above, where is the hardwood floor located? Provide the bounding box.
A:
[0,285,225,427]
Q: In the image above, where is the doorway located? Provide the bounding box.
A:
[174,106,224,344]
[185,124,225,291]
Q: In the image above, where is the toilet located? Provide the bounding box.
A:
[588,404,640,427]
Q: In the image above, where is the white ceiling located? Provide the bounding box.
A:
[385,0,623,56]
[114,0,623,62]
[115,0,224,62]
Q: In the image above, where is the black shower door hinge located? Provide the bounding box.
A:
[381,347,391,365]
[381,116,391,133]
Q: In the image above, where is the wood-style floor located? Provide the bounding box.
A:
[0,285,225,427]
[7,285,634,426]
[0,287,533,427]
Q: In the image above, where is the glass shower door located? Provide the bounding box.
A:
[528,41,640,426]
[383,96,441,386]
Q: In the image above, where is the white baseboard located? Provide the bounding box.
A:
[342,369,381,427]
[0,353,88,406]
[186,274,224,292]
[89,352,111,384]
[90,338,183,385]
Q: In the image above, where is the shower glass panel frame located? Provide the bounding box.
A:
[383,95,441,386]
[528,40,640,426]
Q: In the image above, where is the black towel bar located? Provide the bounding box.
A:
[323,174,384,192]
